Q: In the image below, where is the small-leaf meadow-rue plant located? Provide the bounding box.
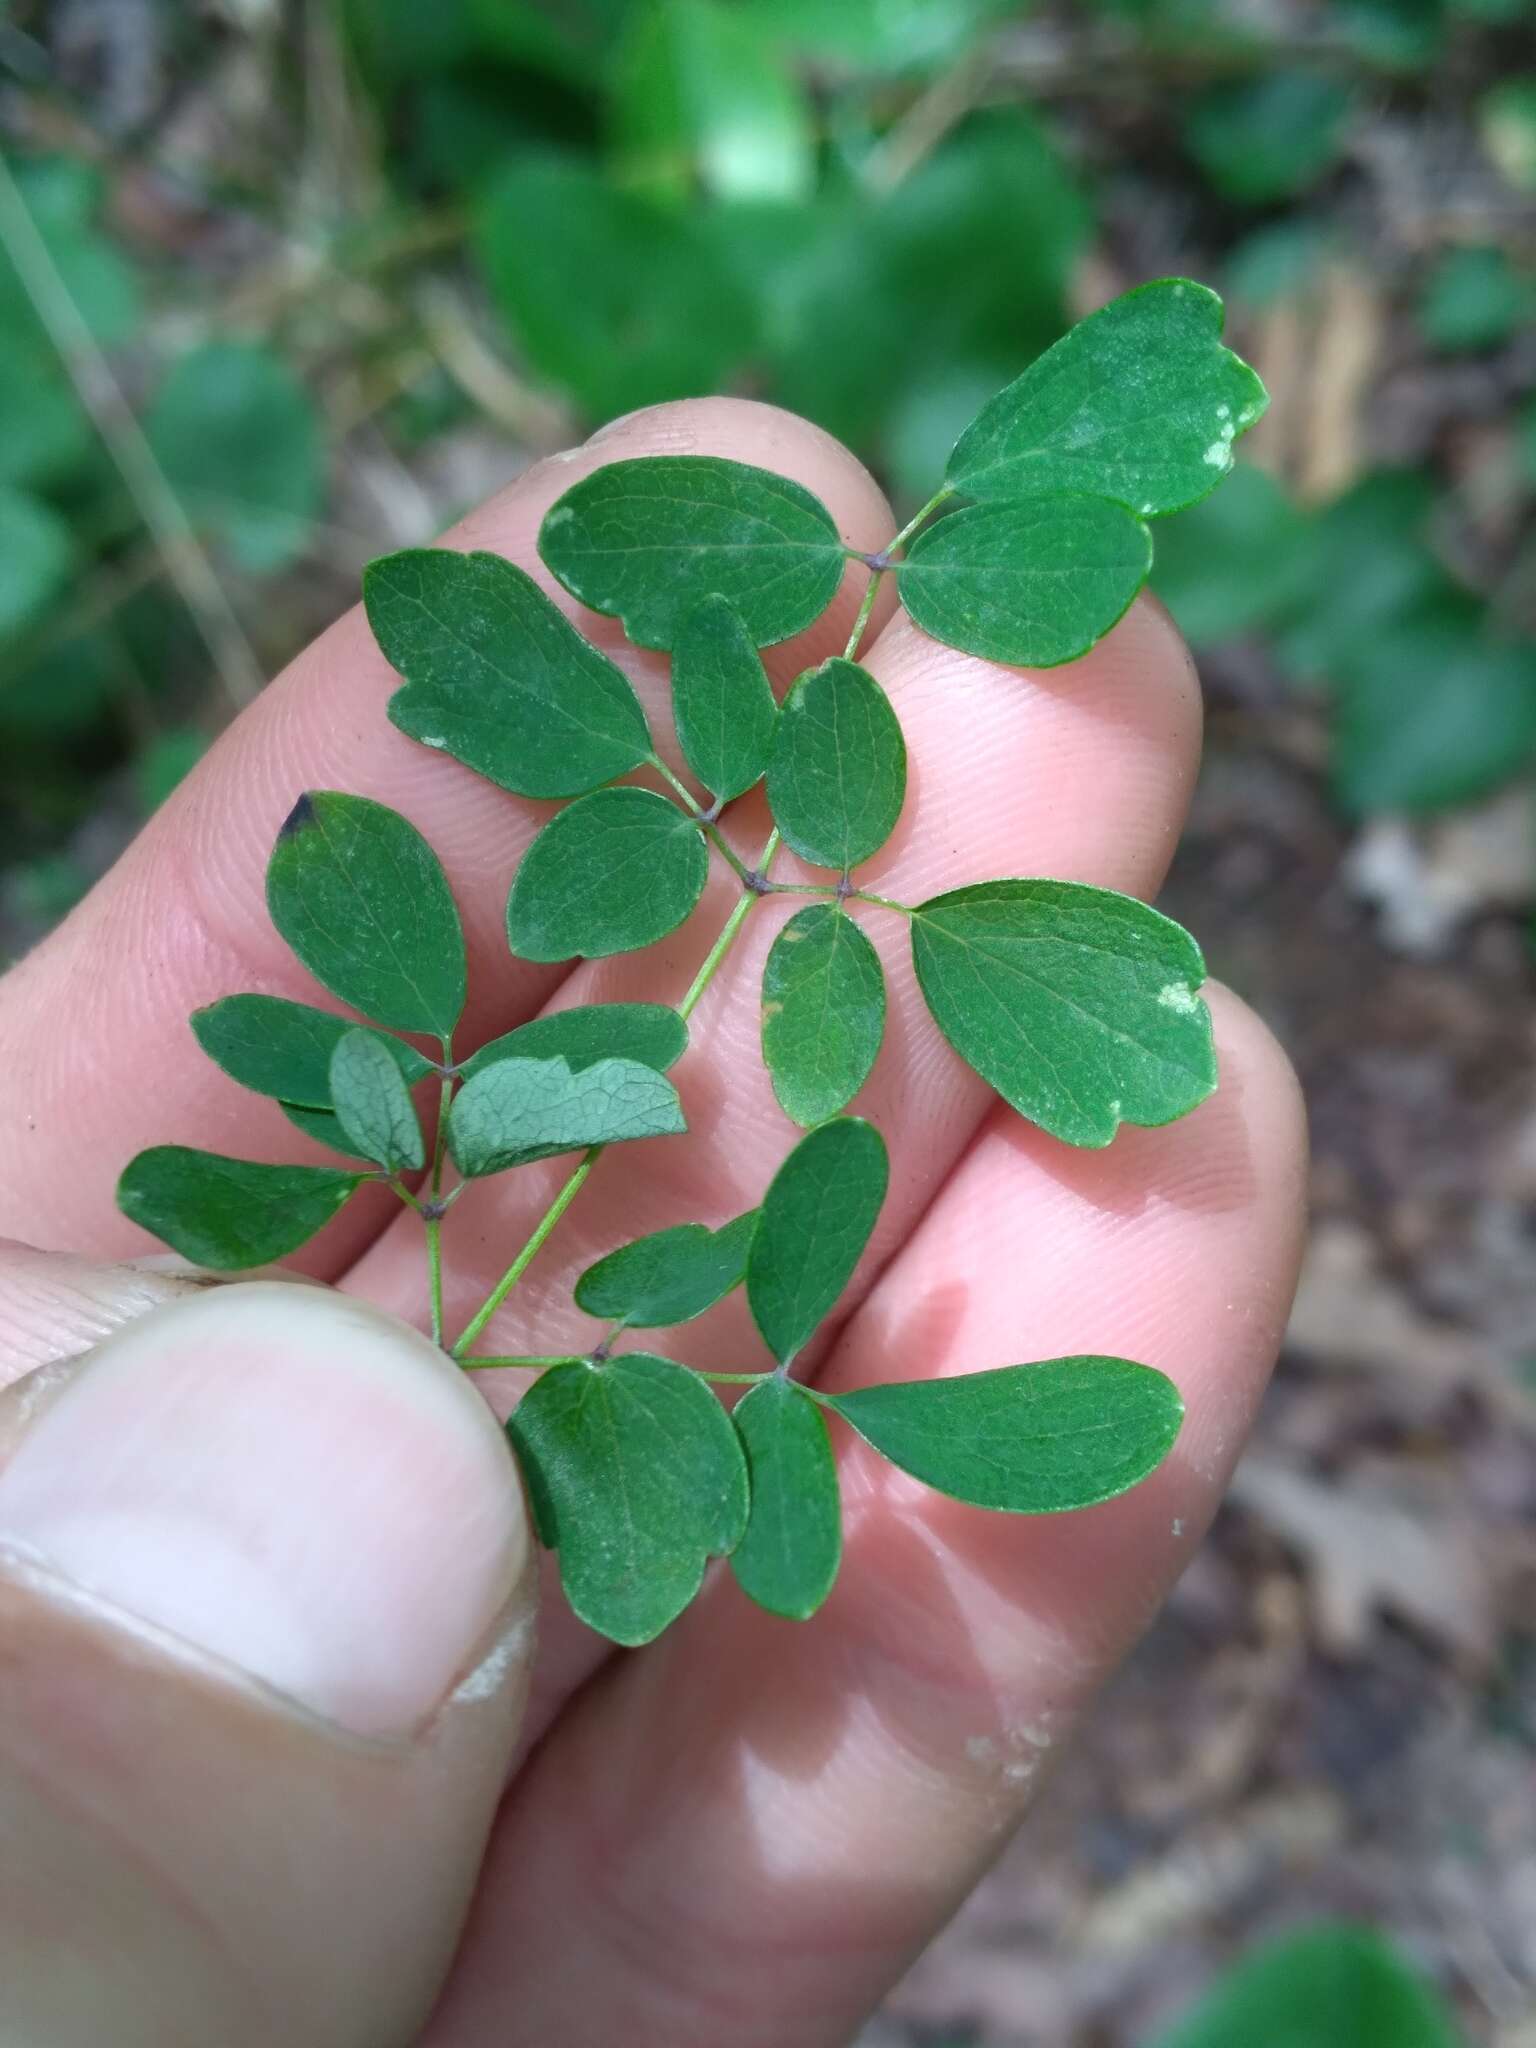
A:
[118,283,1266,1644]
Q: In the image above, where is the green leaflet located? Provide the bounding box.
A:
[911,881,1215,1147]
[279,1101,368,1159]
[899,498,1152,669]
[747,1118,888,1366]
[945,279,1267,516]
[506,1352,749,1645]
[328,1028,425,1173]
[762,906,885,1126]
[506,786,708,961]
[538,456,847,651]
[191,994,435,1108]
[765,658,907,867]
[458,1003,688,1085]
[670,592,780,802]
[730,1376,842,1620]
[446,1055,686,1178]
[116,1148,363,1269]
[575,1210,758,1328]
[364,548,653,799]
[266,792,466,1040]
[827,1356,1183,1511]
[144,343,321,575]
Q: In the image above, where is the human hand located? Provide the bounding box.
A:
[0,400,1306,2047]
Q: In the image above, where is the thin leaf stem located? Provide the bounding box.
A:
[889,484,956,554]
[851,890,914,916]
[451,1147,599,1358]
[678,826,781,1022]
[699,1369,774,1386]
[650,753,758,887]
[450,826,780,1360]
[425,1038,454,1348]
[843,570,885,661]
[459,1354,580,1373]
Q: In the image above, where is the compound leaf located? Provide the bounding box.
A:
[365,548,652,799]
[730,1376,841,1620]
[446,1055,685,1177]
[575,1210,758,1328]
[506,786,708,960]
[192,994,434,1108]
[945,279,1267,515]
[762,905,885,1125]
[910,880,1215,1148]
[459,1003,688,1085]
[766,658,906,867]
[506,1351,749,1644]
[328,1028,425,1173]
[826,1355,1183,1511]
[671,592,779,802]
[900,498,1151,668]
[266,792,465,1040]
[747,1118,888,1366]
[116,1148,363,1269]
[538,456,846,651]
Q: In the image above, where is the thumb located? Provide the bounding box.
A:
[0,1258,535,2048]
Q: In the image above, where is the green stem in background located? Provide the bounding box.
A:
[451,1147,599,1358]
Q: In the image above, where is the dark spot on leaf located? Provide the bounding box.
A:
[278,791,317,840]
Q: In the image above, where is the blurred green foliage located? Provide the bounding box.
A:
[1,0,1534,946]
[1152,1921,1467,2046]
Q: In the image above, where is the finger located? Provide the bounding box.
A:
[423,990,1307,2046]
[346,585,1201,1727]
[0,401,893,1268]
[0,1269,535,2048]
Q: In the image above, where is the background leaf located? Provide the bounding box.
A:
[574,1210,758,1327]
[1184,73,1354,205]
[1151,464,1312,646]
[900,498,1151,669]
[910,880,1216,1147]
[762,905,885,1125]
[0,487,72,638]
[145,343,321,574]
[475,158,756,420]
[506,1351,749,1644]
[538,455,846,650]
[192,994,434,1107]
[945,280,1267,515]
[730,1375,842,1620]
[827,1355,1184,1510]
[366,547,652,798]
[670,592,779,803]
[266,792,466,1040]
[505,786,708,960]
[458,1003,687,1084]
[612,0,814,204]
[1151,1922,1467,2048]
[747,1117,889,1365]
[328,1027,425,1172]
[1332,602,1536,814]
[116,1147,362,1268]
[766,657,906,868]
[1418,244,1532,352]
[446,1054,685,1176]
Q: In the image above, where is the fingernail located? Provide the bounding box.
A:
[0,1282,527,1737]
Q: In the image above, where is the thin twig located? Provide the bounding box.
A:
[0,151,264,711]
